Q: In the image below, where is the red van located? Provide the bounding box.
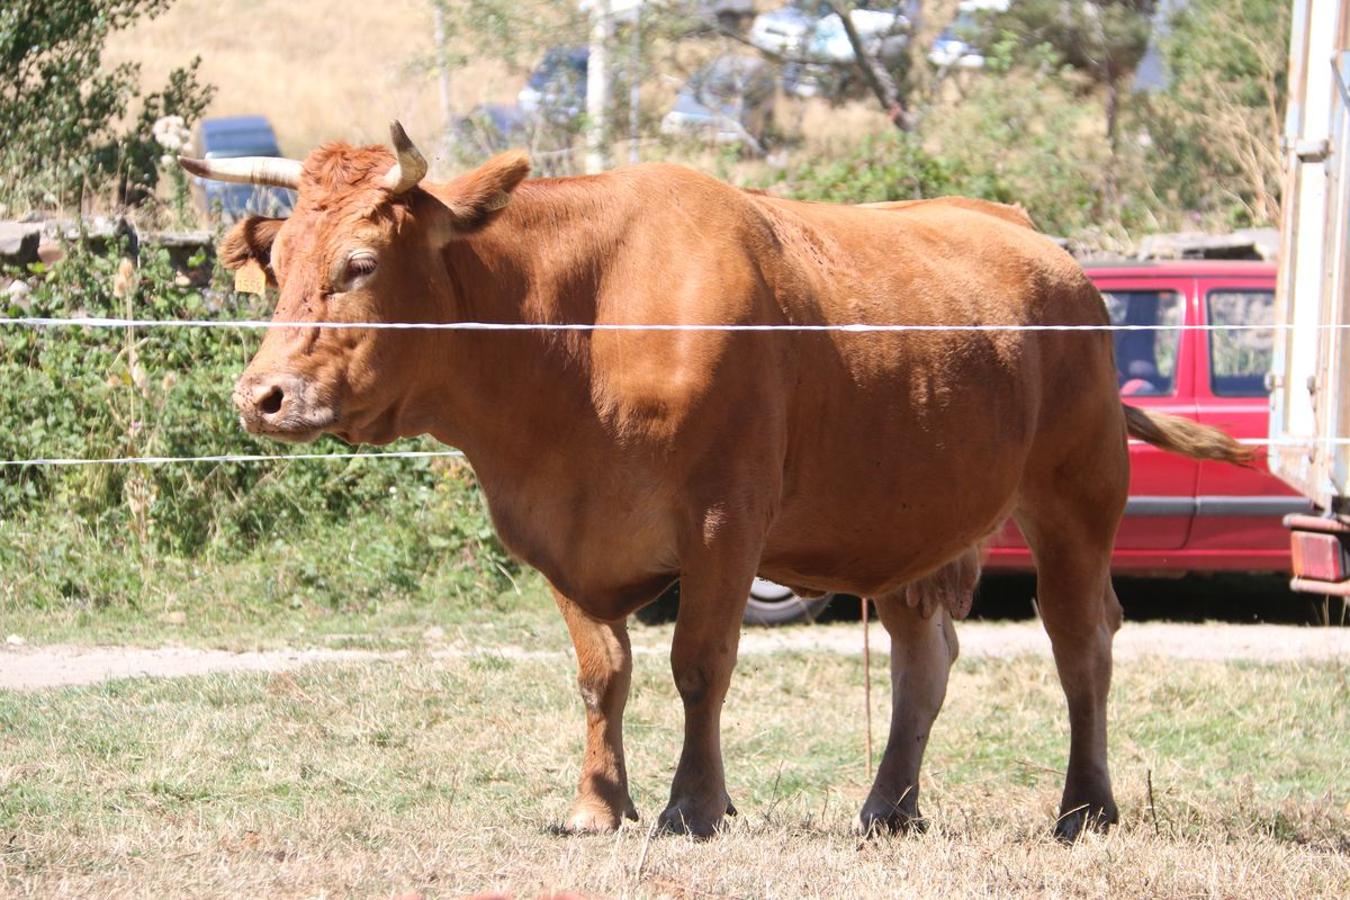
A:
[986,260,1307,574]
[745,261,1306,624]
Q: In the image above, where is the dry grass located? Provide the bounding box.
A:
[103,0,897,185]
[791,97,894,155]
[2,647,1346,897]
[104,0,517,163]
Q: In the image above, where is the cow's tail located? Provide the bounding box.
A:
[1123,404,1255,466]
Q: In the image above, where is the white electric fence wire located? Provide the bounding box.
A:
[1,315,1343,468]
[3,439,1350,468]
[0,316,1340,333]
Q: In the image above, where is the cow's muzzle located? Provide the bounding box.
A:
[233,372,338,443]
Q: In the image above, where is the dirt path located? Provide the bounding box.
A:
[733,620,1350,662]
[0,645,388,692]
[2,621,1345,691]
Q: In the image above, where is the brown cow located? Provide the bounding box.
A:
[181,124,1248,841]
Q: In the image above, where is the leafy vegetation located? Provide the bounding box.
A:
[1143,0,1291,227]
[766,0,1291,238]
[0,0,213,214]
[0,0,1305,630]
[766,40,1128,239]
[2,0,1297,235]
[997,0,1157,142]
[766,130,963,204]
[0,244,517,624]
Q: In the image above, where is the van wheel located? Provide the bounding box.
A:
[743,579,832,626]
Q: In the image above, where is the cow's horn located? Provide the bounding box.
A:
[381,120,428,194]
[177,155,302,189]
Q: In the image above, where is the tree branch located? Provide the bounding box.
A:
[823,1,909,129]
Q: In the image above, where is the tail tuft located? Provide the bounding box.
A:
[1123,405,1255,466]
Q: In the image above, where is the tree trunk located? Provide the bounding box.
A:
[903,0,961,119]
[433,4,454,155]
[826,2,910,131]
[1105,73,1120,152]
[1101,73,1121,219]
[585,0,614,174]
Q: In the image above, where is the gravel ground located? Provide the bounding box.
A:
[2,621,1345,692]
[733,620,1350,662]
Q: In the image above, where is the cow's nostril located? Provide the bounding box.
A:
[258,386,284,416]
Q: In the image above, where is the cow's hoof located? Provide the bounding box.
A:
[656,797,733,839]
[560,799,638,835]
[1053,802,1118,843]
[855,804,926,837]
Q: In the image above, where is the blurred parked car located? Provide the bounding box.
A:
[927,0,1007,69]
[680,0,756,30]
[518,47,589,126]
[752,2,910,98]
[660,56,776,152]
[749,1,910,65]
[191,116,295,221]
[452,103,529,157]
[707,0,755,25]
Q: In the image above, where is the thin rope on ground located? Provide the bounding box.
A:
[0,315,1332,333]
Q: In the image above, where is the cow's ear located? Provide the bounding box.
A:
[419,151,530,241]
[219,216,285,281]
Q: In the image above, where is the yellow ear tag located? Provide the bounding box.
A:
[234,259,267,296]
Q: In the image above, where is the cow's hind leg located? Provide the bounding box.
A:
[554,589,639,833]
[1016,450,1126,840]
[857,593,959,834]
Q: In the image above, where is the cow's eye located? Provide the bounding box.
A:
[343,253,378,287]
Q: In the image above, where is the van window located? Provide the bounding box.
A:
[1103,290,1184,396]
[1207,290,1275,397]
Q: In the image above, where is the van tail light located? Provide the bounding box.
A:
[1285,514,1350,596]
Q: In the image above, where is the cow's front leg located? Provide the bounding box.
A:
[658,554,756,837]
[554,589,638,833]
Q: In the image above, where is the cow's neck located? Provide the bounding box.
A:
[419,178,619,473]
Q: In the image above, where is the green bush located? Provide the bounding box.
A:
[767,39,1143,242]
[1,241,516,614]
[921,39,1119,237]
[0,1,213,213]
[766,130,964,205]
[1141,0,1290,228]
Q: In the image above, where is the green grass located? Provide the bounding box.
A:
[0,567,564,653]
[0,510,559,652]
[2,648,1345,897]
[0,575,564,653]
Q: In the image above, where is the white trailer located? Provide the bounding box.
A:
[1269,0,1350,594]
